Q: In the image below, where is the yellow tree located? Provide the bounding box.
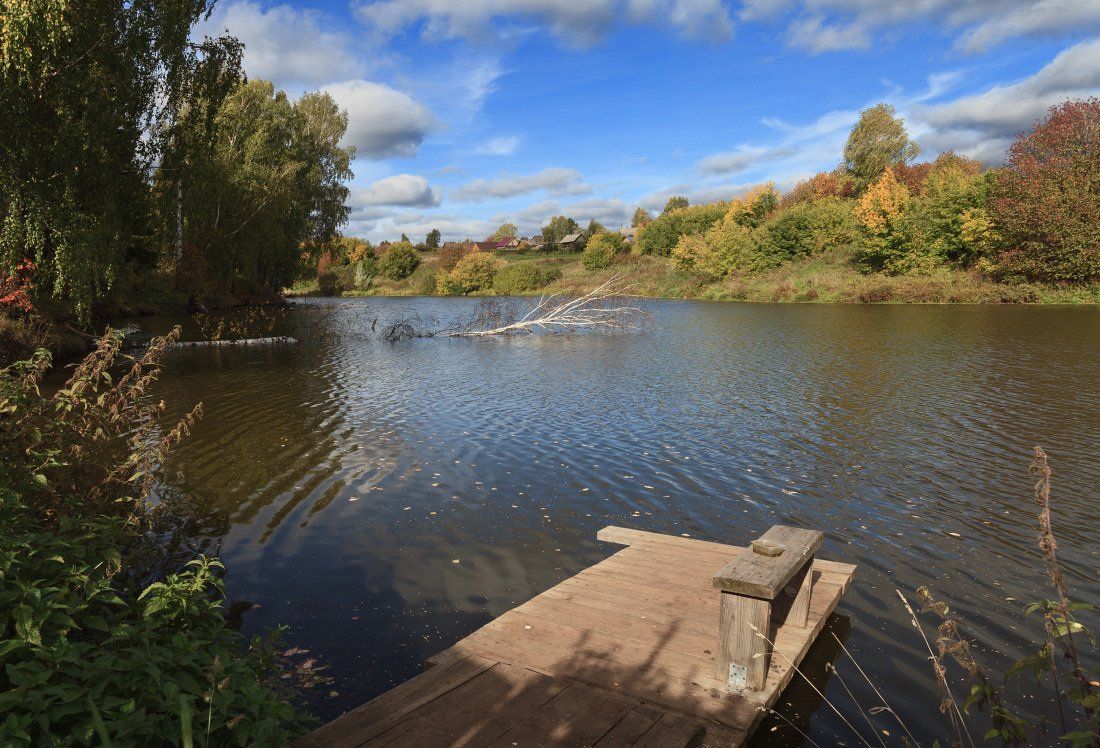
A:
[854,168,919,273]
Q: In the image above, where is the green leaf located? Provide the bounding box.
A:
[13,605,41,646]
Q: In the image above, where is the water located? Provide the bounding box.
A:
[146,298,1099,745]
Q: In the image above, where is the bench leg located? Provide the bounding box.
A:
[786,560,814,628]
[717,592,771,691]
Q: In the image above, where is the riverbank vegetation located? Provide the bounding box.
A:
[303,99,1099,306]
[0,331,309,744]
[0,0,354,362]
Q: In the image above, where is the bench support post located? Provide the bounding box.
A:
[716,592,771,691]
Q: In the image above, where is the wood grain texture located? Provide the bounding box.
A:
[301,527,854,748]
[716,592,771,691]
[711,526,823,599]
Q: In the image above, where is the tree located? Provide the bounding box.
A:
[425,228,441,249]
[167,80,354,292]
[843,103,920,193]
[378,241,420,280]
[583,232,625,270]
[488,223,517,241]
[663,196,689,214]
[541,216,580,245]
[400,233,410,243]
[992,98,1100,282]
[440,252,501,294]
[635,203,728,256]
[586,219,607,237]
[631,207,652,228]
[853,168,922,274]
[912,154,995,267]
[0,0,243,318]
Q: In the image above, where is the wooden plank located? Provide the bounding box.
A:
[712,526,823,599]
[294,653,497,748]
[597,526,743,556]
[716,592,771,691]
[486,683,637,747]
[786,561,813,628]
[593,705,664,747]
[634,712,707,748]
[365,662,567,747]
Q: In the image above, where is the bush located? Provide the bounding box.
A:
[583,232,625,270]
[438,243,474,272]
[442,252,501,294]
[670,187,783,277]
[992,98,1100,282]
[492,263,560,295]
[757,197,860,261]
[853,168,925,274]
[377,241,421,280]
[0,332,307,745]
[316,266,343,295]
[634,202,728,256]
[911,157,996,267]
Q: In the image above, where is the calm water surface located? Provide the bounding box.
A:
[146,298,1099,745]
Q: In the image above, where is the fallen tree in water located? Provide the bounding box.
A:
[168,335,299,347]
[380,278,650,342]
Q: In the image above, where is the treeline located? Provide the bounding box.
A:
[632,100,1100,285]
[0,0,354,325]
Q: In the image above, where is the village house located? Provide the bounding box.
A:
[557,232,586,251]
[618,226,638,244]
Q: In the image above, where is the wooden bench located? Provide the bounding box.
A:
[712,525,824,691]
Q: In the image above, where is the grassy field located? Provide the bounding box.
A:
[288,248,1100,305]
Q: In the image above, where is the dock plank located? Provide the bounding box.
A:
[298,527,855,748]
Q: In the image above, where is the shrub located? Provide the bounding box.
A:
[0,332,307,745]
[317,266,342,295]
[992,98,1100,282]
[912,158,996,267]
[670,187,783,277]
[758,198,861,261]
[492,263,560,295]
[583,232,625,270]
[442,251,501,294]
[853,168,926,274]
[377,241,421,280]
[438,243,474,272]
[635,202,728,256]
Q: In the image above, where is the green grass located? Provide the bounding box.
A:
[289,248,1100,305]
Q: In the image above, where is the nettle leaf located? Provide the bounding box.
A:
[13,605,42,646]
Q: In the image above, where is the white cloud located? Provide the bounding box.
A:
[195,1,363,86]
[766,1,1100,55]
[353,174,441,207]
[355,0,733,46]
[490,197,634,234]
[696,145,796,175]
[474,135,521,155]
[912,38,1100,162]
[322,80,439,158]
[451,167,591,201]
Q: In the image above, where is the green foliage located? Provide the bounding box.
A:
[165,80,354,294]
[488,223,517,241]
[911,159,997,267]
[853,169,925,274]
[541,216,580,246]
[662,196,689,213]
[992,98,1100,282]
[843,103,921,193]
[0,332,306,745]
[583,232,625,270]
[424,228,441,249]
[491,263,561,295]
[757,197,860,261]
[585,219,607,237]
[0,0,244,318]
[631,207,652,227]
[442,252,501,294]
[377,241,421,281]
[635,203,727,257]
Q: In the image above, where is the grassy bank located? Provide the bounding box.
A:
[290,248,1100,305]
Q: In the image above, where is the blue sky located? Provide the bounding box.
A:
[195,0,1100,242]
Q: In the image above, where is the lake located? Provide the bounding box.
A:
[146,298,1099,745]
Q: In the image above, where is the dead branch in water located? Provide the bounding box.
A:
[450,278,649,337]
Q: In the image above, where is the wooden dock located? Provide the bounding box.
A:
[297,525,856,747]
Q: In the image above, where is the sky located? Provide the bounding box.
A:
[194,0,1100,243]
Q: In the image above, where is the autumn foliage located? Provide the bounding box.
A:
[0,259,35,313]
[992,98,1100,282]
